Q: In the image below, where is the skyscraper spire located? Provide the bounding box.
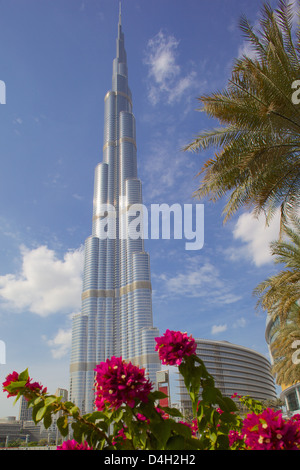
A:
[69,5,160,414]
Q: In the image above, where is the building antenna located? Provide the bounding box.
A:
[119,1,122,24]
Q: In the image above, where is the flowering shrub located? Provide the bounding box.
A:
[94,356,152,411]
[57,439,93,450]
[2,330,300,450]
[155,329,197,365]
[241,408,300,450]
[2,369,47,401]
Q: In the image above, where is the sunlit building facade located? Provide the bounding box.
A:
[178,338,277,413]
[265,314,300,416]
[69,8,160,413]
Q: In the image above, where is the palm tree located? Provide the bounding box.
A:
[184,0,300,228]
[254,216,300,386]
[268,303,300,386]
[253,216,300,321]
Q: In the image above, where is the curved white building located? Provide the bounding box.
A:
[178,338,277,412]
[69,7,160,414]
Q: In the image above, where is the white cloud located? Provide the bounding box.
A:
[233,317,246,328]
[73,193,84,201]
[43,328,72,359]
[211,317,246,335]
[156,256,242,305]
[232,210,281,266]
[141,134,199,202]
[211,324,228,335]
[144,30,198,105]
[0,245,84,316]
[13,117,23,125]
[238,41,258,60]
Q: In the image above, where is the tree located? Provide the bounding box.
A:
[254,216,300,321]
[268,303,300,386]
[184,0,300,228]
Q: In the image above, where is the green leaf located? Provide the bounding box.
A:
[216,433,230,450]
[57,415,69,437]
[35,405,47,422]
[150,420,171,449]
[150,390,168,401]
[31,396,43,406]
[112,408,123,423]
[43,412,52,429]
[219,410,238,425]
[96,420,108,432]
[171,421,192,439]
[44,396,57,407]
[202,385,221,404]
[217,396,238,413]
[31,400,45,424]
[197,402,204,421]
[69,405,79,417]
[84,411,107,423]
[184,436,204,450]
[18,369,29,382]
[166,435,185,450]
[161,406,182,418]
[7,380,27,391]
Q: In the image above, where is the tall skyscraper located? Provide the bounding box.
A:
[69,5,160,414]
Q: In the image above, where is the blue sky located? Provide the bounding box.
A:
[0,0,286,417]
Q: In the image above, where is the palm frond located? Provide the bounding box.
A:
[184,1,300,226]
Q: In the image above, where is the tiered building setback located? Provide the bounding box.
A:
[69,6,160,414]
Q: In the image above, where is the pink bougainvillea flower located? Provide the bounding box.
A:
[25,381,47,395]
[228,429,244,448]
[112,427,127,446]
[94,356,152,411]
[241,408,300,450]
[155,329,197,366]
[2,371,47,400]
[2,371,19,396]
[178,419,198,437]
[57,439,92,450]
[155,406,169,420]
[191,419,198,437]
[136,413,150,424]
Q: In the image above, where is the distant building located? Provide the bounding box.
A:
[55,388,68,401]
[265,314,300,416]
[18,396,33,422]
[178,338,277,414]
[280,383,300,416]
[0,417,22,445]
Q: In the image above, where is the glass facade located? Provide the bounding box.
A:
[178,339,277,413]
[265,314,300,416]
[69,9,160,414]
[281,384,300,415]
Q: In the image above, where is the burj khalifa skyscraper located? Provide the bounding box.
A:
[69,5,160,414]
